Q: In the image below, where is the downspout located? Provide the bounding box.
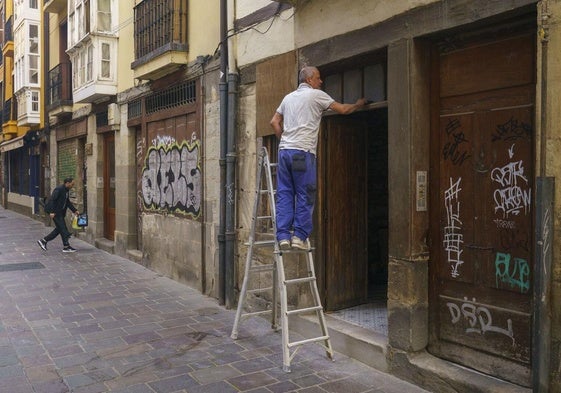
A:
[533,2,551,391]
[225,0,238,309]
[539,2,549,178]
[218,0,228,305]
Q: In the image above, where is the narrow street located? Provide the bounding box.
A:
[0,208,429,393]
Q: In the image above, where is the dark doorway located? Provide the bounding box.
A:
[103,134,116,240]
[318,108,389,325]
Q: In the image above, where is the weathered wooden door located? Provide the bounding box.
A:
[103,134,116,240]
[429,33,535,386]
[322,116,368,311]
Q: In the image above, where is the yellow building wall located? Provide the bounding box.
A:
[189,1,220,60]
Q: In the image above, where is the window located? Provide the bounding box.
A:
[323,62,387,105]
[68,0,91,47]
[98,0,111,32]
[29,24,39,85]
[31,91,39,112]
[87,45,93,81]
[79,50,86,85]
[29,0,38,9]
[101,43,110,78]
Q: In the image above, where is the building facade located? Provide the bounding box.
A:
[233,0,559,392]
[0,0,559,392]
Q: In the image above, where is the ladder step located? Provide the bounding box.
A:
[250,264,274,273]
[256,215,273,220]
[244,240,276,247]
[286,305,323,316]
[247,286,273,294]
[241,309,273,319]
[288,335,330,348]
[284,277,315,285]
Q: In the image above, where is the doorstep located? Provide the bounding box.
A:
[292,315,532,393]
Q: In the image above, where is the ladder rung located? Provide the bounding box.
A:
[284,277,315,285]
[286,305,323,316]
[257,215,273,220]
[259,189,276,194]
[247,286,273,294]
[245,240,276,247]
[288,335,330,348]
[250,264,274,273]
[241,309,273,319]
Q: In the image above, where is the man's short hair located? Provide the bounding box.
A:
[299,66,317,83]
[63,177,74,184]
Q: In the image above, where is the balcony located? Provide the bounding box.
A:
[131,0,188,81]
[44,0,67,14]
[47,62,73,117]
[3,16,13,57]
[2,98,18,136]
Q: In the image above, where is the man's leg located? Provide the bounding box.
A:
[44,226,60,243]
[276,149,295,242]
[292,151,316,241]
[52,216,72,247]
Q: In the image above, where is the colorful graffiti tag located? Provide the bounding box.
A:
[141,138,201,218]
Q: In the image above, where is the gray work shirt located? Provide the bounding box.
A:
[276,83,334,156]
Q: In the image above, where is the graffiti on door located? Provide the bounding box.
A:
[140,134,201,218]
[446,297,515,344]
[443,177,464,278]
[490,144,531,219]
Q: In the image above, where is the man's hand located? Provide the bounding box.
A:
[355,98,367,106]
[49,213,55,218]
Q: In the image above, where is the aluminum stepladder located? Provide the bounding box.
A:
[230,147,333,372]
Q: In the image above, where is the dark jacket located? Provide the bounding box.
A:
[45,184,77,217]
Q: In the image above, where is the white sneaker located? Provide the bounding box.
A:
[291,236,308,250]
[279,239,291,250]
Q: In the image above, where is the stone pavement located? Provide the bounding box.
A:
[0,208,430,393]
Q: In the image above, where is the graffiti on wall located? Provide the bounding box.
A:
[140,134,201,218]
[443,177,464,278]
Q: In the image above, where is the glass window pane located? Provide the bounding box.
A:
[343,69,362,103]
[364,64,386,102]
[324,74,342,103]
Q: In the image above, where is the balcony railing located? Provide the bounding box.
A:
[4,16,13,44]
[47,62,73,109]
[133,0,188,61]
[3,98,17,124]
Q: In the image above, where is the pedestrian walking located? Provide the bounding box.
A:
[270,66,366,250]
[37,177,80,253]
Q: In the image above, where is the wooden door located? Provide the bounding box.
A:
[104,134,116,240]
[322,116,368,311]
[429,33,535,386]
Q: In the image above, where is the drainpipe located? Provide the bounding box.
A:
[218,0,228,305]
[225,0,238,309]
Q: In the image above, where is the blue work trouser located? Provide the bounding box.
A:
[276,149,317,241]
[45,214,72,246]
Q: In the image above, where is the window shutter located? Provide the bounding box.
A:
[255,51,297,137]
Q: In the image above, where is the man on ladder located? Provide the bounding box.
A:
[231,66,367,373]
[270,66,366,250]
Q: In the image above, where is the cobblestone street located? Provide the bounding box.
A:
[0,208,429,393]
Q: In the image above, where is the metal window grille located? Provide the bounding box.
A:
[145,80,196,115]
[128,99,142,120]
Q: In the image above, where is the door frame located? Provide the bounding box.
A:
[103,133,116,240]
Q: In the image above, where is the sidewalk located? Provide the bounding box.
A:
[0,208,430,393]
